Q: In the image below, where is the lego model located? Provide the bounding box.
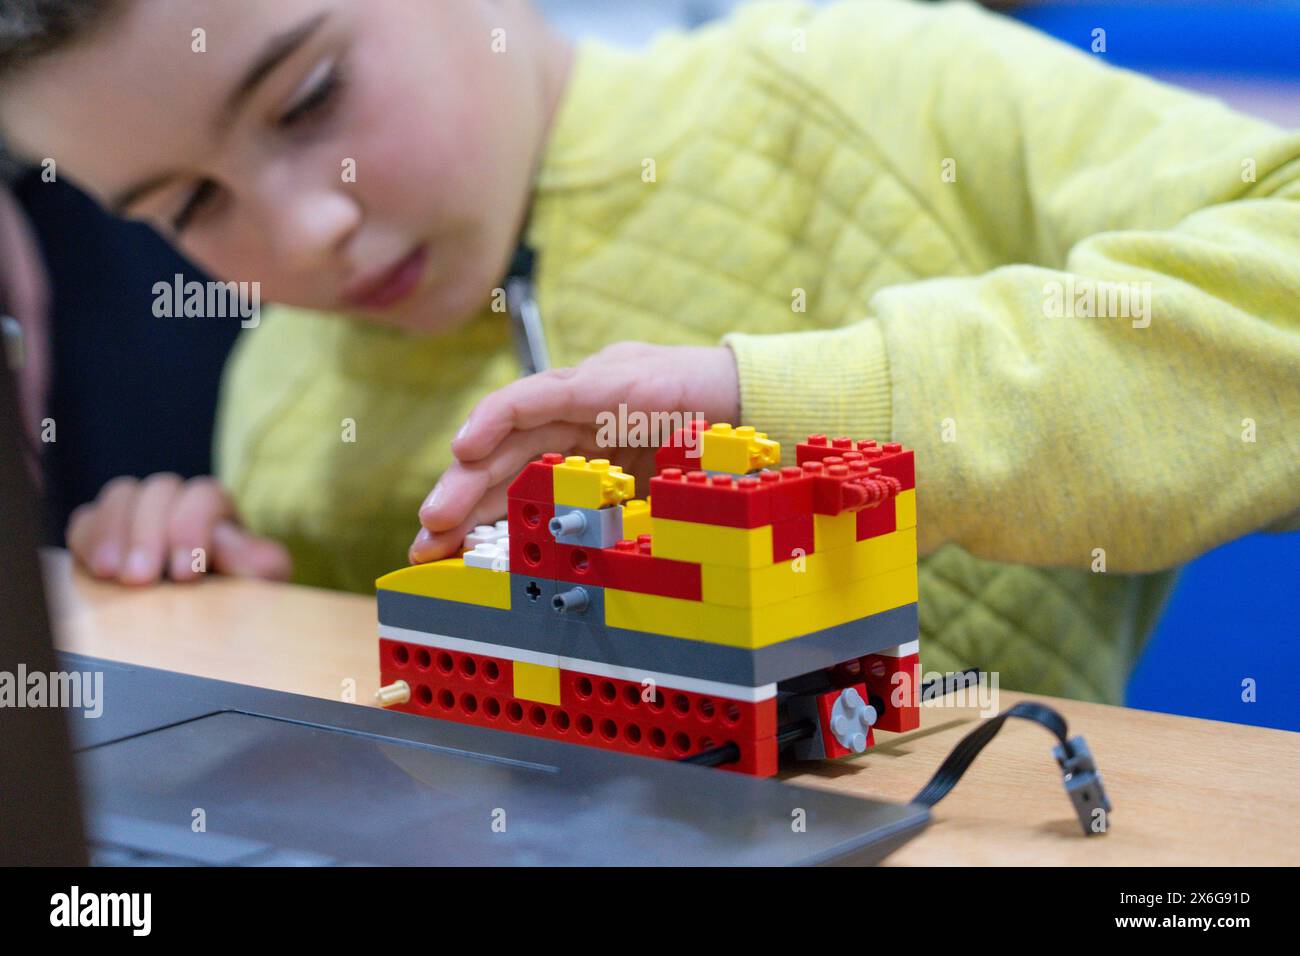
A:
[374,421,920,776]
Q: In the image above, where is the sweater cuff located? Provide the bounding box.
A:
[721,319,894,460]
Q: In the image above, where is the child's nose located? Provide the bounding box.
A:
[269,188,361,274]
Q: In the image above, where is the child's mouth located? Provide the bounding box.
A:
[342,244,429,311]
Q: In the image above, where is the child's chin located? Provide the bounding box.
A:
[358,301,478,337]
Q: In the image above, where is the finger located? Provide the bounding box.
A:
[165,477,236,581]
[83,477,139,578]
[411,482,510,565]
[211,521,292,581]
[451,365,596,462]
[120,472,183,585]
[419,422,582,533]
[66,503,98,567]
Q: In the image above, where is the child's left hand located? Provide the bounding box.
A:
[410,342,739,564]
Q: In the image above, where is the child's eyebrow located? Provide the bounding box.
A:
[107,11,331,216]
[218,11,331,132]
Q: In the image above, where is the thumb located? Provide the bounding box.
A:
[211,520,293,581]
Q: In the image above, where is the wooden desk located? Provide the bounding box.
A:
[46,549,1300,866]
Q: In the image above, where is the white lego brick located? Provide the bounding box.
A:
[463,538,510,572]
[465,519,509,550]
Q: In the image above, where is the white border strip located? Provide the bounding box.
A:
[871,640,920,658]
[378,624,777,703]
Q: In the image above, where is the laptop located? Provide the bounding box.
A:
[0,353,928,866]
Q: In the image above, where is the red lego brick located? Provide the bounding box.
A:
[845,460,901,505]
[654,419,709,473]
[859,441,915,492]
[855,495,897,540]
[812,682,876,759]
[507,496,556,577]
[800,458,900,517]
[380,636,777,776]
[861,652,921,733]
[380,638,516,707]
[768,467,813,522]
[553,536,703,601]
[771,514,814,563]
[559,670,777,776]
[649,469,771,528]
[561,671,777,743]
[802,460,868,515]
[797,436,914,492]
[507,452,565,501]
[796,434,840,465]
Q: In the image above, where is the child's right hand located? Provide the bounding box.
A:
[66,474,292,586]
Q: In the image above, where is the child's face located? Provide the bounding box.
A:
[1,0,562,332]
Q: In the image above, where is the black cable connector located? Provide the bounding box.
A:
[1053,735,1112,836]
[910,701,1112,836]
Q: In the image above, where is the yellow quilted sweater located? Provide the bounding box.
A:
[216,0,1300,702]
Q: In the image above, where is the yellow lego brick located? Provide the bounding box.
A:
[622,498,653,539]
[799,564,918,634]
[895,489,917,530]
[375,558,510,609]
[651,517,774,568]
[552,457,636,509]
[606,587,796,648]
[695,600,806,648]
[513,661,561,705]
[701,561,797,608]
[699,423,781,474]
[796,527,918,596]
[695,566,916,647]
[607,564,917,649]
[813,512,857,552]
[604,589,702,638]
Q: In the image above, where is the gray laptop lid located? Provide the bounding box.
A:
[69,655,929,866]
[0,353,87,865]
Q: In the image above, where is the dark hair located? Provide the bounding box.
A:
[0,0,122,76]
[1,1,123,180]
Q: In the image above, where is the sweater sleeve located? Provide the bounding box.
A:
[725,0,1300,573]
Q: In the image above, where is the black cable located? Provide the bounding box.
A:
[679,696,1112,836]
[908,700,1112,836]
[911,701,1068,807]
[679,718,816,768]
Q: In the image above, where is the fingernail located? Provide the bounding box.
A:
[454,420,470,442]
[420,483,445,514]
[92,542,121,576]
[171,548,193,578]
[409,528,433,562]
[124,549,153,581]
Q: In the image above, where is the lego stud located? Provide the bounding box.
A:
[375,680,411,707]
[549,511,588,538]
[552,586,590,614]
[829,687,876,753]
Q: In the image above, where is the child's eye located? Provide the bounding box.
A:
[171,179,219,233]
[277,61,344,129]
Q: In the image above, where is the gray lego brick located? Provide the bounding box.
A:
[377,585,917,687]
[549,503,623,548]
